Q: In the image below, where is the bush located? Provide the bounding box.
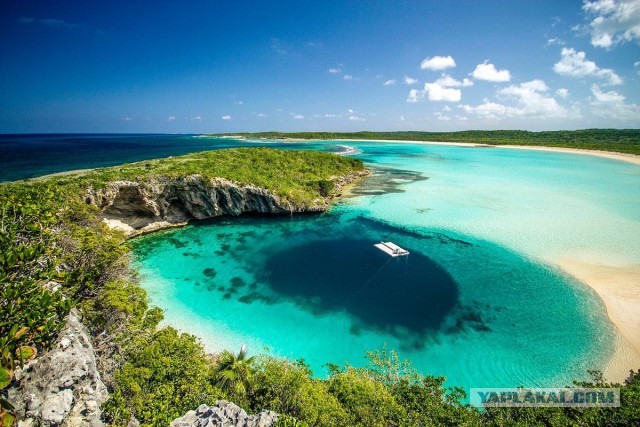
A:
[103,327,223,427]
[251,357,348,427]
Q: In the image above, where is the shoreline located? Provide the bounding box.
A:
[330,138,640,166]
[332,137,640,381]
[556,258,640,383]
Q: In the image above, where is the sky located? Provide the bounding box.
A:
[1,0,639,133]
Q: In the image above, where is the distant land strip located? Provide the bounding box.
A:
[213,129,640,155]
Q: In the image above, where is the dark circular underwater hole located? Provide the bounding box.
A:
[262,238,460,336]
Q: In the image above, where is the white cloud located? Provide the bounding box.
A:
[546,37,566,46]
[503,80,573,118]
[434,112,451,121]
[122,117,133,122]
[590,84,640,119]
[420,55,456,70]
[19,16,80,29]
[328,68,341,73]
[472,61,511,82]
[556,88,570,98]
[406,76,468,103]
[406,88,422,103]
[383,79,396,86]
[343,74,353,80]
[271,38,288,55]
[399,115,406,121]
[404,76,419,85]
[348,115,366,121]
[221,115,231,120]
[460,101,517,120]
[461,80,571,120]
[256,113,268,117]
[553,47,622,84]
[424,83,462,102]
[167,116,176,122]
[234,101,244,105]
[582,0,640,48]
[292,114,305,119]
[435,74,473,87]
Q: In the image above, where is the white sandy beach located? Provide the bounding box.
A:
[558,258,640,383]
[333,138,640,166]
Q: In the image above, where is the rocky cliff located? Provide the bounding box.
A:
[7,310,108,427]
[86,172,366,236]
[171,401,277,427]
[6,169,366,426]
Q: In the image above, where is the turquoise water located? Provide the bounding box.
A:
[132,141,640,390]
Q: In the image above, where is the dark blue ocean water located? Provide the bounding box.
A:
[0,134,324,182]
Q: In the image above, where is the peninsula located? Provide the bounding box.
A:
[0,148,367,426]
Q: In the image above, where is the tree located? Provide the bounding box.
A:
[213,346,256,405]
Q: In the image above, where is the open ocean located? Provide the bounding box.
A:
[5,134,640,391]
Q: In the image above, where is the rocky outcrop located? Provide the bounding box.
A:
[171,401,277,427]
[7,310,108,427]
[86,173,367,236]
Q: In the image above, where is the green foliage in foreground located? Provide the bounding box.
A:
[0,148,364,425]
[219,129,640,155]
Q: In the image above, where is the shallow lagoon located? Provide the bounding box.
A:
[132,141,640,390]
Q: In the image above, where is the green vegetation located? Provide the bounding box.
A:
[217,129,640,155]
[50,147,365,206]
[1,146,639,426]
[0,148,364,426]
[213,348,256,407]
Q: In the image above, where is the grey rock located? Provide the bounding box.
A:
[171,401,277,427]
[7,309,108,427]
[86,172,368,236]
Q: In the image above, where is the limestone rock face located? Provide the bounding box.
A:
[171,401,277,427]
[87,177,292,236]
[7,310,108,427]
[86,173,366,236]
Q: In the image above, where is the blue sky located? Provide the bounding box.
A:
[1,0,639,133]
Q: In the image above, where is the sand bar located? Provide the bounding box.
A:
[331,138,640,166]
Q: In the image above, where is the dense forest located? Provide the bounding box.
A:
[216,129,640,155]
[1,148,639,426]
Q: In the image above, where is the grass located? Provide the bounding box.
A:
[39,148,366,206]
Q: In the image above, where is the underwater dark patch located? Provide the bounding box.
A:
[347,167,428,196]
[168,237,188,248]
[203,267,217,278]
[230,277,247,288]
[355,216,474,248]
[263,238,459,336]
[238,291,278,305]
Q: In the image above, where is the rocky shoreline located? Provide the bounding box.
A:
[7,169,369,427]
[88,171,368,237]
